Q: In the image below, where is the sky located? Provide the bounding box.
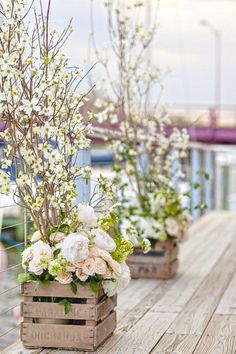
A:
[40,0,236,108]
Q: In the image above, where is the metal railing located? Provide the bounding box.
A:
[0,193,25,350]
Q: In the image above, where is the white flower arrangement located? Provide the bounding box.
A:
[120,188,192,246]
[21,203,133,295]
[90,1,192,249]
[0,0,133,298]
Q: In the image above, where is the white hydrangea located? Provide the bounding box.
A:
[103,262,131,297]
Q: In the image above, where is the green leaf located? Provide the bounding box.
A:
[59,299,72,315]
[53,249,61,258]
[35,280,41,290]
[89,279,99,294]
[70,282,77,295]
[17,273,35,284]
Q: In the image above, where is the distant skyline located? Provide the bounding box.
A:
[44,0,236,107]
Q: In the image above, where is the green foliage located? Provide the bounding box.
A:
[89,279,100,294]
[59,299,72,315]
[98,210,119,232]
[70,282,77,295]
[48,224,70,237]
[17,272,37,284]
[111,234,134,263]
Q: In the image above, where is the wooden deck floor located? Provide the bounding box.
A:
[3,211,236,354]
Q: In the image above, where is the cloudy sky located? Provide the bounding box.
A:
[43,0,236,108]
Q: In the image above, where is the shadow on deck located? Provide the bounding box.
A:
[3,211,236,354]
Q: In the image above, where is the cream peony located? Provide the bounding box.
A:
[56,272,73,284]
[49,232,66,243]
[77,203,97,226]
[91,228,116,252]
[60,233,89,263]
[28,260,44,275]
[165,217,181,238]
[31,230,42,243]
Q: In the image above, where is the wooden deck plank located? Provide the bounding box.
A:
[193,315,236,354]
[216,272,236,315]
[167,234,236,335]
[151,215,236,314]
[151,334,200,354]
[1,340,44,354]
[98,312,177,354]
[94,213,225,354]
[117,279,159,312]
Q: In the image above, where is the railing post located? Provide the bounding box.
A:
[191,148,201,219]
[204,149,213,211]
[221,163,230,210]
[74,149,91,204]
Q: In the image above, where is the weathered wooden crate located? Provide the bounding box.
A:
[21,281,117,351]
[127,239,179,279]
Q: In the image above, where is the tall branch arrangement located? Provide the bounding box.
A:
[91,0,191,247]
[0,0,133,298]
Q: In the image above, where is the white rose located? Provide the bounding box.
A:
[49,232,66,243]
[22,247,33,265]
[165,217,181,238]
[32,240,53,260]
[91,228,116,252]
[31,230,42,243]
[77,204,97,226]
[56,272,73,284]
[61,233,89,263]
[28,260,44,275]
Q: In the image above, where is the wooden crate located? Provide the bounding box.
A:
[127,239,179,279]
[21,281,117,351]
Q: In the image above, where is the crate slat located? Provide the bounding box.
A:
[128,258,179,279]
[129,244,178,264]
[96,296,117,321]
[94,311,117,348]
[21,281,117,351]
[21,323,94,350]
[127,240,179,279]
[23,281,104,299]
[22,301,96,320]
